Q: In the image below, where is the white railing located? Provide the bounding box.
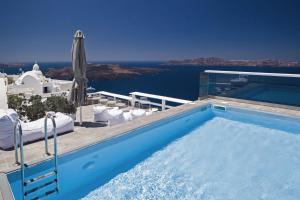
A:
[130,92,193,110]
[88,91,132,101]
[88,91,193,110]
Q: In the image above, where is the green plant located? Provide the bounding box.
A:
[7,94,26,117]
[8,95,76,122]
[25,95,46,121]
[45,96,77,114]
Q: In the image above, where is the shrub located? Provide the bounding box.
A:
[7,94,26,118]
[8,95,77,121]
[25,95,46,121]
[45,96,77,114]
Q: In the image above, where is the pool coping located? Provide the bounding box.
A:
[0,98,299,200]
[0,173,14,200]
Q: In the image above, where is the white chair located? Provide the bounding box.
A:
[107,109,124,125]
[93,107,155,126]
[146,107,159,116]
[131,109,146,119]
[93,106,124,125]
[93,105,108,122]
[122,111,133,122]
[0,109,74,150]
[146,110,153,116]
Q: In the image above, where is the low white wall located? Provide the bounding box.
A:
[0,78,8,109]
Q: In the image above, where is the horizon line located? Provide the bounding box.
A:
[1,57,300,64]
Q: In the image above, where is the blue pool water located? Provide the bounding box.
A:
[7,105,300,200]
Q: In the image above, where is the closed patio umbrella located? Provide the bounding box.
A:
[68,30,87,125]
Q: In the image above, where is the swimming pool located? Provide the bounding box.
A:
[7,104,300,200]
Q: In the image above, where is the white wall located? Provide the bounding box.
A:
[0,78,8,109]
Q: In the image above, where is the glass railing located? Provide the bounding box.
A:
[199,70,300,107]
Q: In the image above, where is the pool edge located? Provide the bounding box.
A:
[0,173,14,200]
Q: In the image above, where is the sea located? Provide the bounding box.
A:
[2,62,300,101]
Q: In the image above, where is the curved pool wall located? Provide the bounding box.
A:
[7,104,300,200]
[8,104,215,200]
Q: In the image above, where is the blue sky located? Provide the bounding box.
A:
[0,0,299,62]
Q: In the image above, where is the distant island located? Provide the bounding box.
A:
[0,63,25,68]
[166,57,300,67]
[46,64,164,80]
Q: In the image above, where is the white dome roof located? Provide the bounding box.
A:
[33,63,40,71]
[15,63,45,85]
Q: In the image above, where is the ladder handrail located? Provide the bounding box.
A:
[44,112,59,192]
[44,112,57,155]
[13,119,25,199]
[13,113,59,200]
[14,118,22,165]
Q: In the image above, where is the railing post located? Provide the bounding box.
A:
[162,99,166,110]
[131,94,136,107]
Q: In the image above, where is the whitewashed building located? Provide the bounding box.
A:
[0,73,8,109]
[8,63,72,97]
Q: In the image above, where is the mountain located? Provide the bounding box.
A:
[46,64,164,80]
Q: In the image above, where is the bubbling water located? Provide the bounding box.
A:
[82,117,300,200]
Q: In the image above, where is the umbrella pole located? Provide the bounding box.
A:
[80,104,83,126]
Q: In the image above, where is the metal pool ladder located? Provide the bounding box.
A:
[14,112,59,200]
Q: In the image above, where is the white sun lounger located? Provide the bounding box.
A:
[93,106,157,126]
[0,109,74,150]
[93,105,109,122]
[131,109,146,119]
[107,109,124,125]
[93,106,126,125]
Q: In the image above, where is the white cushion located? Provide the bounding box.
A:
[122,112,133,121]
[93,106,108,122]
[93,105,107,113]
[131,109,146,119]
[0,110,74,150]
[107,109,124,125]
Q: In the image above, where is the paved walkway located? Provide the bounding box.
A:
[0,78,8,109]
